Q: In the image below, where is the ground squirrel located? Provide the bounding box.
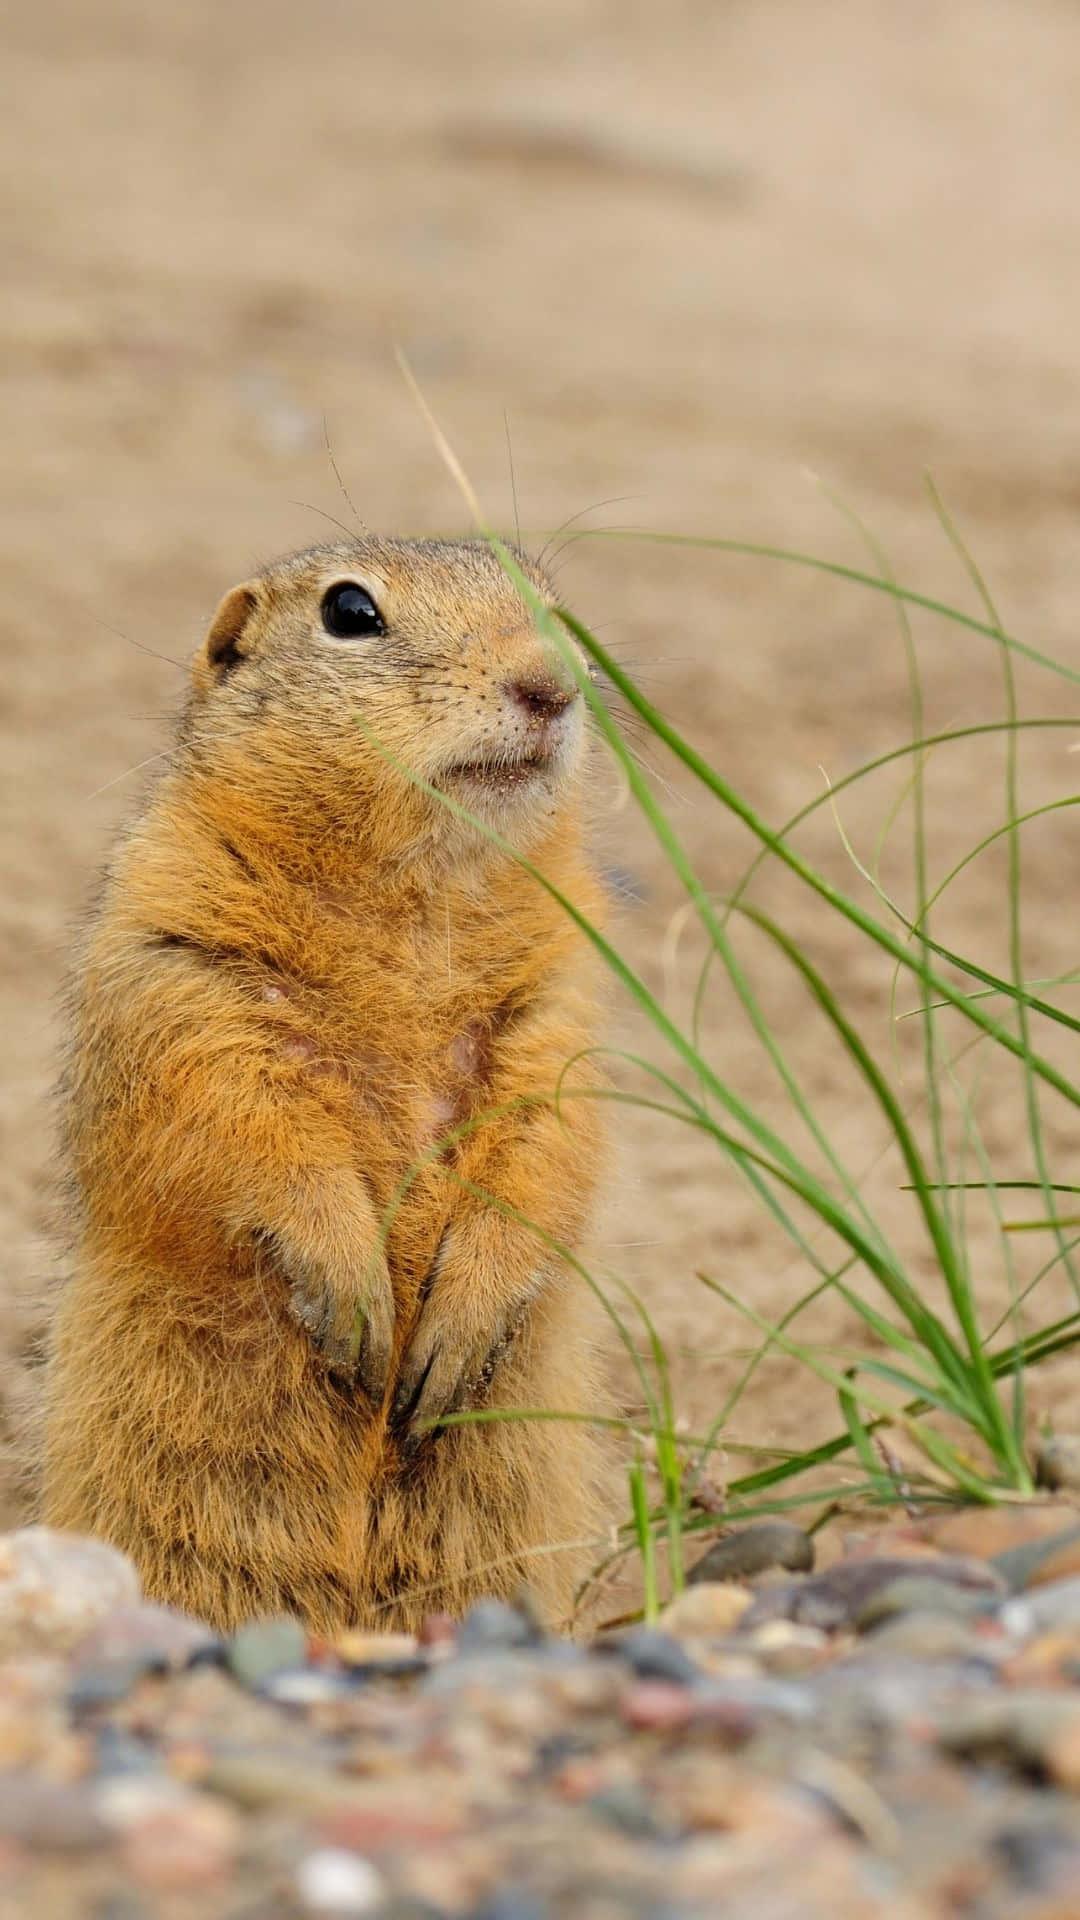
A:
[42,537,608,1633]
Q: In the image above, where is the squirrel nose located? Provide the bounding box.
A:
[503,673,577,722]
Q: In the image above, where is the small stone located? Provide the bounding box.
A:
[474,1889,550,1920]
[94,1728,159,1777]
[0,1528,140,1656]
[854,1575,999,1632]
[748,1619,829,1673]
[614,1627,701,1684]
[320,1800,464,1851]
[588,1780,677,1840]
[697,1673,814,1727]
[994,1524,1080,1593]
[1043,1715,1080,1793]
[935,1690,1080,1774]
[1006,1628,1080,1686]
[121,1792,240,1891]
[740,1553,1002,1633]
[860,1610,992,1660]
[0,1777,107,1852]
[544,1662,622,1712]
[418,1611,457,1649]
[1004,1575,1080,1635]
[261,1666,359,1705]
[95,1776,189,1831]
[72,1604,219,1672]
[687,1522,814,1584]
[1035,1438,1080,1492]
[457,1599,540,1652]
[226,1615,309,1688]
[661,1583,752,1637]
[204,1754,354,1811]
[335,1630,424,1676]
[621,1678,697,1731]
[295,1848,384,1914]
[68,1660,147,1712]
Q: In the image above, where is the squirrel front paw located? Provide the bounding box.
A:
[265,1229,395,1405]
[391,1215,540,1447]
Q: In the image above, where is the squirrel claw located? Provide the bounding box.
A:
[282,1250,394,1408]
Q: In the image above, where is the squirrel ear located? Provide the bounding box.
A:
[200,584,260,678]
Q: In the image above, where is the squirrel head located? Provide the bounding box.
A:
[183,538,590,869]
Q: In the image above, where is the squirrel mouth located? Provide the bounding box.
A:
[442,751,554,793]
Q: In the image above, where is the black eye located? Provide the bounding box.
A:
[320,581,385,639]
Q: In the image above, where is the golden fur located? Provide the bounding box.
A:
[41,538,608,1632]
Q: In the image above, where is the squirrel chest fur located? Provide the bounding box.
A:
[42,537,607,1633]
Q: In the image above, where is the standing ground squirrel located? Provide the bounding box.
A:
[42,537,608,1633]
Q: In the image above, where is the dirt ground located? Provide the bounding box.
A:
[4,0,1080,1535]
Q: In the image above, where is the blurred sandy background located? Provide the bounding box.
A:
[4,0,1080,1520]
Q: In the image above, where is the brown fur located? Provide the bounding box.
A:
[41,537,608,1633]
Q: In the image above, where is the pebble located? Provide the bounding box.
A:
[993,1524,1080,1594]
[95,1776,189,1830]
[740,1553,1002,1633]
[120,1791,240,1891]
[0,1776,107,1851]
[72,1604,220,1673]
[335,1631,426,1677]
[686,1521,814,1584]
[748,1619,829,1673]
[473,1888,551,1920]
[1004,1629,1080,1689]
[697,1673,815,1726]
[853,1575,999,1632]
[934,1690,1080,1776]
[418,1611,457,1649]
[226,1615,309,1688]
[260,1666,360,1706]
[613,1628,701,1685]
[661,1583,752,1637]
[457,1600,541,1652]
[1035,1437,1080,1492]
[203,1753,357,1811]
[621,1679,698,1732]
[588,1779,678,1840]
[68,1660,148,1712]
[859,1610,994,1661]
[1003,1576,1080,1636]
[0,1529,140,1656]
[295,1848,385,1914]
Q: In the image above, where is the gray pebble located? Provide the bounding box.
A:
[458,1600,541,1652]
[687,1521,814,1585]
[73,1602,220,1672]
[588,1781,679,1840]
[991,1523,1080,1593]
[859,1610,994,1662]
[0,1775,108,1852]
[227,1616,309,1688]
[614,1627,701,1684]
[260,1666,359,1705]
[741,1553,1002,1633]
[94,1727,160,1776]
[697,1673,815,1723]
[1034,1436,1080,1491]
[68,1658,147,1712]
[1002,1574,1080,1635]
[473,1890,552,1920]
[854,1575,1000,1632]
[934,1688,1080,1767]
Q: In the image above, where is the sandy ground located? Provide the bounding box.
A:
[4,0,1080,1535]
